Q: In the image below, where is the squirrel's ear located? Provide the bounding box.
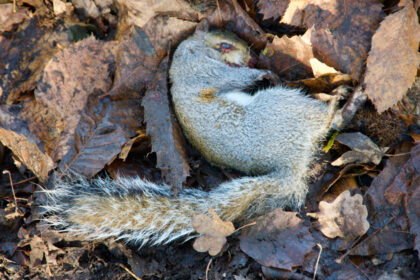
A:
[195,19,209,34]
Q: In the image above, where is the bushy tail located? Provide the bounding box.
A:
[41,172,306,246]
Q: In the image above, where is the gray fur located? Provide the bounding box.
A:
[42,30,337,246]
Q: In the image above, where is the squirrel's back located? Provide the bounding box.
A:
[42,28,338,246]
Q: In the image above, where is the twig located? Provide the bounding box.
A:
[350,260,371,280]
[206,257,213,280]
[216,0,223,24]
[313,243,323,280]
[234,221,256,233]
[118,263,142,280]
[3,170,19,214]
[335,216,396,263]
[0,175,37,188]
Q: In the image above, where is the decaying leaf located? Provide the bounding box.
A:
[0,105,54,181]
[332,132,389,166]
[308,190,369,240]
[142,56,190,190]
[364,1,420,113]
[192,209,235,256]
[0,17,70,104]
[240,209,315,271]
[359,144,419,257]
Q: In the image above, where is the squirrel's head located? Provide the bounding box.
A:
[202,30,255,68]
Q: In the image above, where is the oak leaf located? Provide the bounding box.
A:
[308,190,369,240]
[192,209,235,256]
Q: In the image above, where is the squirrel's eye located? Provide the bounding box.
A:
[220,42,234,52]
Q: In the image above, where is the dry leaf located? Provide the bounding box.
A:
[240,209,315,271]
[0,105,54,181]
[308,190,369,239]
[257,0,289,21]
[310,58,339,77]
[332,132,389,166]
[0,18,70,104]
[207,0,267,50]
[280,0,383,80]
[192,209,235,256]
[364,1,420,113]
[258,29,314,80]
[142,56,190,190]
[117,0,199,28]
[0,3,32,32]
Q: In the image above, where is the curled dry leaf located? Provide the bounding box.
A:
[332,132,388,166]
[308,190,369,240]
[364,1,420,113]
[192,209,235,256]
[240,209,315,271]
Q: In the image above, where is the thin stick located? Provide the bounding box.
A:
[216,0,223,24]
[234,221,256,233]
[350,260,371,280]
[3,170,19,213]
[313,243,323,280]
[205,258,213,280]
[118,263,142,280]
[0,175,36,188]
[335,216,395,263]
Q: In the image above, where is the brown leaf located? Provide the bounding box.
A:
[257,0,289,21]
[116,0,199,28]
[207,0,267,50]
[0,105,54,181]
[0,3,32,32]
[29,235,46,267]
[192,209,235,256]
[332,132,388,166]
[240,209,315,271]
[362,144,419,256]
[0,17,70,104]
[142,56,190,190]
[364,1,420,113]
[281,0,383,80]
[308,190,369,239]
[30,36,142,178]
[258,30,314,80]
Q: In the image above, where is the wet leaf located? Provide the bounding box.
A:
[240,209,315,271]
[364,1,420,113]
[308,190,369,240]
[192,209,235,256]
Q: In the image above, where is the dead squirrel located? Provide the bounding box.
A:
[42,27,360,246]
